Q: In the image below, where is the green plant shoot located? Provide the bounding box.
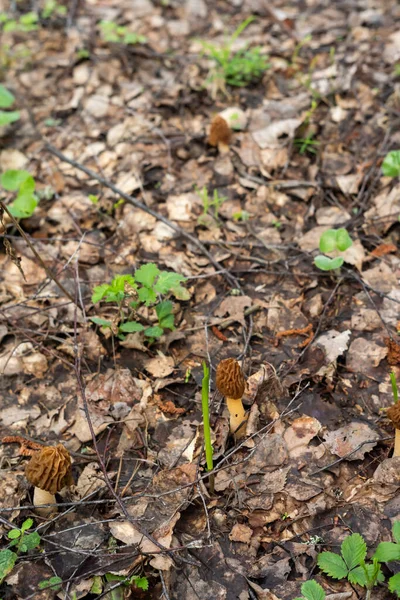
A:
[382,150,400,178]
[314,228,353,272]
[391,371,399,404]
[201,361,214,494]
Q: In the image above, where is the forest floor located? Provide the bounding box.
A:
[1,0,400,599]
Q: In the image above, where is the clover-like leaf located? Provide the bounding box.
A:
[373,541,400,563]
[0,110,20,126]
[389,572,400,596]
[1,170,32,191]
[90,317,112,328]
[314,255,344,271]
[298,580,325,600]
[341,533,366,570]
[382,150,400,178]
[335,228,352,252]
[317,551,348,580]
[319,229,338,253]
[154,271,186,295]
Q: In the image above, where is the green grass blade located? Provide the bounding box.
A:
[201,361,214,492]
[391,371,399,404]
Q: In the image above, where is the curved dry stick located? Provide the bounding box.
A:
[45,143,239,290]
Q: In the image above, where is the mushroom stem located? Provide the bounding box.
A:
[394,428,400,457]
[33,487,56,517]
[226,397,247,439]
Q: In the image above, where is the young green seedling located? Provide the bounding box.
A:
[314,228,352,271]
[382,150,400,178]
[201,361,214,493]
[294,580,325,600]
[1,169,38,218]
[0,84,20,126]
[91,264,188,342]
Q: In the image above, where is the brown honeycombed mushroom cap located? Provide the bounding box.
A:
[208,115,232,147]
[25,444,73,494]
[387,403,400,429]
[216,358,245,399]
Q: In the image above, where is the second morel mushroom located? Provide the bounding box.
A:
[25,444,73,517]
[216,358,247,439]
[387,403,400,457]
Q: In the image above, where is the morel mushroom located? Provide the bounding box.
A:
[387,403,400,457]
[25,444,73,516]
[208,115,232,154]
[216,358,247,439]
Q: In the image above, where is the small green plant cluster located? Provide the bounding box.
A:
[294,132,319,155]
[197,186,226,223]
[0,518,41,583]
[0,11,38,33]
[201,17,269,93]
[91,265,188,341]
[0,85,20,127]
[314,228,352,271]
[42,0,67,19]
[296,522,400,600]
[1,170,38,218]
[382,150,400,178]
[99,20,146,45]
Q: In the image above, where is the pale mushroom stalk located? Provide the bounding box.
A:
[32,488,56,517]
[216,358,247,440]
[226,397,247,439]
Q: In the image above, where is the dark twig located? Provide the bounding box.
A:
[45,143,239,289]
[0,201,77,305]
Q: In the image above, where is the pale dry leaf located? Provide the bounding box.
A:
[324,422,380,460]
[252,118,301,149]
[314,329,351,377]
[374,457,400,485]
[315,206,351,226]
[229,523,253,544]
[283,416,322,458]
[144,355,175,378]
[346,337,387,372]
[214,295,252,325]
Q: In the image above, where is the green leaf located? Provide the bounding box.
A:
[347,562,384,587]
[317,551,348,580]
[341,533,366,570]
[110,274,135,294]
[144,326,164,338]
[382,150,400,178]
[393,521,400,544]
[88,194,99,204]
[373,541,400,562]
[0,85,15,108]
[1,170,31,191]
[90,317,112,328]
[92,284,111,304]
[153,271,186,295]
[9,191,38,218]
[0,110,19,126]
[90,575,103,594]
[138,286,157,305]
[389,572,400,596]
[156,300,173,321]
[319,229,338,253]
[0,549,17,582]
[7,529,21,540]
[21,531,41,551]
[21,518,33,532]
[38,576,62,590]
[135,263,160,288]
[131,576,149,591]
[299,580,325,600]
[119,321,145,333]
[171,284,190,301]
[314,255,344,271]
[159,313,175,330]
[335,228,352,251]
